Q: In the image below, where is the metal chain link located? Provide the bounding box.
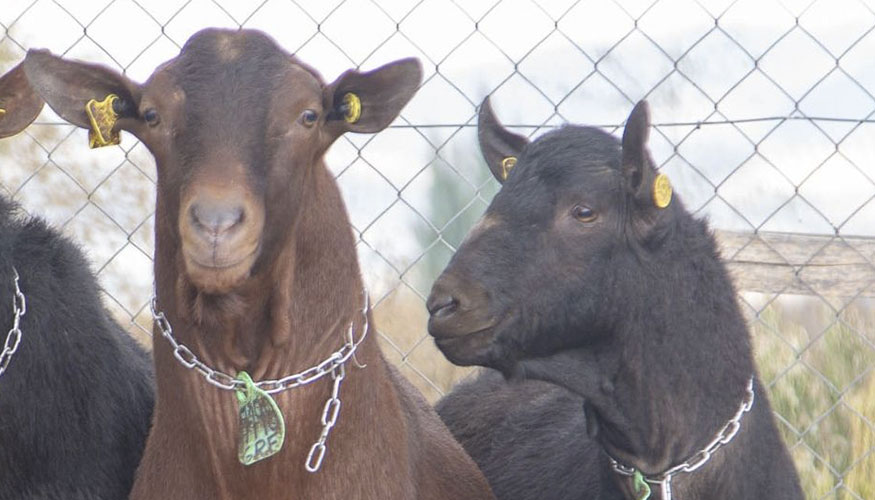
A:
[305,362,345,472]
[609,376,756,500]
[150,290,369,472]
[149,291,369,394]
[0,268,26,379]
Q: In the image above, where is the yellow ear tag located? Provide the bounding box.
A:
[652,173,672,209]
[343,92,361,124]
[0,108,6,118]
[85,94,121,148]
[500,156,517,181]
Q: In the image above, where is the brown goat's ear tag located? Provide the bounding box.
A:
[500,156,517,181]
[652,173,672,209]
[0,108,6,119]
[85,94,121,148]
[343,92,361,124]
[235,371,286,466]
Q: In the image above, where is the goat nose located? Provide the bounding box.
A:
[426,284,459,318]
[190,201,245,236]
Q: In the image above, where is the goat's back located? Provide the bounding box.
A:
[0,200,154,500]
[437,369,623,500]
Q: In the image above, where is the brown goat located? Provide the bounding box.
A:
[17,28,494,500]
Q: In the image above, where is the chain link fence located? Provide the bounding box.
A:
[1,0,874,497]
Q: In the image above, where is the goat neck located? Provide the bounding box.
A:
[155,162,363,372]
[143,164,395,499]
[516,219,796,499]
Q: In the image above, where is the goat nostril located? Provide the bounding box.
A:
[426,292,459,317]
[190,203,245,236]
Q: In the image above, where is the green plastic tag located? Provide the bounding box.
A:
[632,470,652,500]
[236,371,285,466]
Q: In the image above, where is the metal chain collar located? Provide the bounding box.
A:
[0,268,26,379]
[608,376,756,500]
[149,290,369,472]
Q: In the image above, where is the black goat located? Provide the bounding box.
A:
[437,370,623,500]
[0,63,154,500]
[430,98,803,499]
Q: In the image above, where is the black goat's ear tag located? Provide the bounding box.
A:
[500,156,517,181]
[652,173,672,209]
[85,94,121,148]
[236,371,285,466]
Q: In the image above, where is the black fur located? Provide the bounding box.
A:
[437,370,623,500]
[431,101,803,499]
[0,196,154,500]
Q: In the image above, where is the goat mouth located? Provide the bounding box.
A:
[186,251,255,270]
[428,308,513,340]
[182,244,261,293]
[183,239,261,269]
[430,313,513,366]
[432,327,499,367]
[433,325,496,347]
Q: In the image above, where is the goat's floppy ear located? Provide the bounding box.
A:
[324,58,422,136]
[478,96,529,184]
[621,100,670,209]
[22,49,142,146]
[0,61,44,139]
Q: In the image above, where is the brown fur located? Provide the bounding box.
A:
[18,28,493,500]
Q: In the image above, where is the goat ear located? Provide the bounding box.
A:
[478,96,529,184]
[324,58,422,136]
[0,61,44,139]
[22,49,142,143]
[621,100,669,209]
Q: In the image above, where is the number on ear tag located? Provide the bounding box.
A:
[236,371,286,466]
[85,94,121,148]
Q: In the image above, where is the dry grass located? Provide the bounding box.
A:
[750,297,875,499]
[371,282,477,403]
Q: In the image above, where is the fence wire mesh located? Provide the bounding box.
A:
[1,0,874,497]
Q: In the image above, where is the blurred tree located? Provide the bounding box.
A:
[413,127,499,292]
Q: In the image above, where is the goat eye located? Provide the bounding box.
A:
[572,205,597,223]
[300,109,319,127]
[143,109,160,126]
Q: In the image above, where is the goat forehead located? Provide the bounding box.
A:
[532,125,620,153]
[160,29,321,114]
[156,31,322,166]
[501,128,621,195]
[173,34,292,103]
[519,126,620,175]
[179,28,287,66]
